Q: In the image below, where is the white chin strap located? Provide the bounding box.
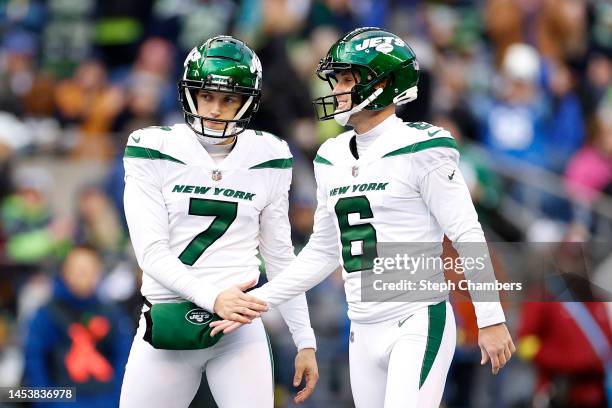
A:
[191,119,229,145]
[334,88,384,126]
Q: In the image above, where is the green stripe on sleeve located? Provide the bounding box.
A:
[124,146,185,164]
[383,138,458,158]
[419,302,446,389]
[249,158,293,169]
[314,154,333,165]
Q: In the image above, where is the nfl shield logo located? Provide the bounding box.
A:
[211,169,222,181]
[352,166,359,177]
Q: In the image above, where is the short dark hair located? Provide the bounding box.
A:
[62,244,100,266]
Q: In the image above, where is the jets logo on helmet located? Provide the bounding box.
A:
[312,27,420,126]
[354,36,405,51]
[375,42,393,54]
[184,48,202,66]
[250,53,262,76]
[178,35,262,139]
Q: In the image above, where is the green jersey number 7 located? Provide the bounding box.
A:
[179,198,238,266]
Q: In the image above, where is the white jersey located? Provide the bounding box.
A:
[123,124,315,350]
[253,115,505,327]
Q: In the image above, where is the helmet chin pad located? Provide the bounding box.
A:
[191,118,229,144]
[185,110,246,139]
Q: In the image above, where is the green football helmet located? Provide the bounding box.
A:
[313,27,419,125]
[178,35,262,138]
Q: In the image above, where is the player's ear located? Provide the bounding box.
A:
[374,79,389,90]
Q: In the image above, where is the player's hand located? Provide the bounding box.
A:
[478,322,516,375]
[210,319,244,336]
[293,348,319,404]
[213,279,268,323]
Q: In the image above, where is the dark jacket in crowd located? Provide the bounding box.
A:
[24,276,133,408]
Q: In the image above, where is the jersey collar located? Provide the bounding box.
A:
[181,124,252,171]
[351,114,405,164]
[355,114,401,140]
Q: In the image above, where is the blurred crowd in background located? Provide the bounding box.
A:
[0,0,611,407]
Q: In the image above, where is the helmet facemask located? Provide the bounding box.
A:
[312,61,389,126]
[179,77,260,141]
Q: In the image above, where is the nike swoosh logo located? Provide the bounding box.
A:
[448,170,456,180]
[398,316,412,327]
[428,129,441,137]
[131,135,141,143]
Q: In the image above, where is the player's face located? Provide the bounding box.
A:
[332,70,360,112]
[196,90,243,130]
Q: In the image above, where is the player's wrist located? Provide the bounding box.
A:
[195,283,223,313]
[479,322,506,330]
[293,327,317,351]
[473,302,506,329]
[297,343,317,352]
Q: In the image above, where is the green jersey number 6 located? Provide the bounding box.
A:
[334,196,378,273]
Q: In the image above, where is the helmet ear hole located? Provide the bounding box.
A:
[386,72,395,91]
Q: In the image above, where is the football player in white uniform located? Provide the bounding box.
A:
[211,28,516,408]
[119,36,318,408]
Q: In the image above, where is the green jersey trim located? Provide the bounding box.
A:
[254,129,283,141]
[145,125,172,131]
[314,154,333,165]
[249,158,293,169]
[124,146,185,164]
[382,138,458,158]
[419,302,446,388]
[265,333,274,391]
